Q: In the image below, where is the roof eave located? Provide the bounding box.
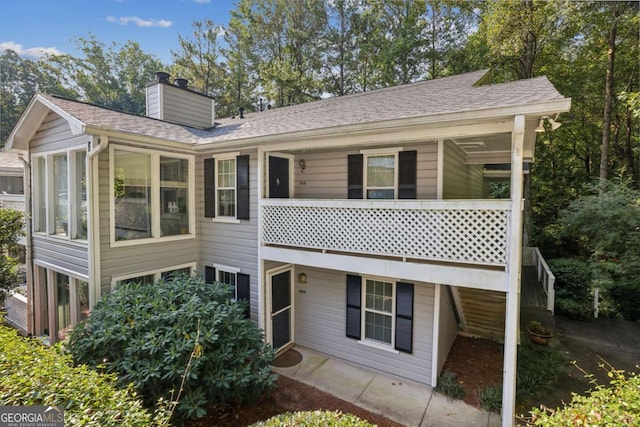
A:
[5,94,86,152]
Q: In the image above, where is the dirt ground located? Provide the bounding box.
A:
[185,375,403,427]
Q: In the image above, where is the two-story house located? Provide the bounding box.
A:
[6,69,570,425]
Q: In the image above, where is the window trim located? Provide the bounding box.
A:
[110,262,196,290]
[360,276,396,349]
[213,152,241,223]
[360,147,403,200]
[213,263,241,300]
[109,145,196,247]
[31,141,89,242]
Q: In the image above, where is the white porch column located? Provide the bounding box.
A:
[502,115,525,426]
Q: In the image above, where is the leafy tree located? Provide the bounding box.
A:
[68,275,275,420]
[546,180,640,320]
[0,208,24,299]
[0,50,76,146]
[227,0,327,107]
[55,35,162,114]
[322,0,361,96]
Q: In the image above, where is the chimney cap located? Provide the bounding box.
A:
[155,71,170,83]
[174,78,189,89]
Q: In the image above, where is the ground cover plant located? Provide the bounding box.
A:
[67,274,276,421]
[0,323,167,426]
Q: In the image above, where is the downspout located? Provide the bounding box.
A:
[86,135,108,309]
[18,154,33,335]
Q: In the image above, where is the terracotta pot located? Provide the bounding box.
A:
[527,328,553,345]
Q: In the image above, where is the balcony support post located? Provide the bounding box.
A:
[502,115,525,427]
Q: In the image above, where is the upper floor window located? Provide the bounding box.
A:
[347,148,417,200]
[204,153,250,221]
[111,146,194,245]
[32,148,87,240]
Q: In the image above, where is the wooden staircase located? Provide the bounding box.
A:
[452,287,506,341]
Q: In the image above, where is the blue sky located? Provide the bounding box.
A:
[0,0,236,64]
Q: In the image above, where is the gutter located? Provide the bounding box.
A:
[86,134,108,308]
[17,154,34,335]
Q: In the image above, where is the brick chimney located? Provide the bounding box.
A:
[145,72,215,129]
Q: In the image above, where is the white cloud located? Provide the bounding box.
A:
[0,41,61,59]
[106,16,172,28]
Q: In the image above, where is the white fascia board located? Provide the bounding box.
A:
[260,246,508,292]
[83,126,195,154]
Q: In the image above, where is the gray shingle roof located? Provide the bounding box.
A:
[40,70,567,146]
[0,152,23,169]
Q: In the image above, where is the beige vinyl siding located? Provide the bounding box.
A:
[294,266,435,385]
[293,141,437,199]
[442,140,484,199]
[32,236,89,277]
[197,150,260,322]
[29,112,90,277]
[436,285,459,376]
[160,85,213,129]
[146,85,161,119]
[30,113,78,154]
[97,150,198,295]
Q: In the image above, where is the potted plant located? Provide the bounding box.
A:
[527,320,553,345]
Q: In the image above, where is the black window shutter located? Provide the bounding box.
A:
[204,266,216,284]
[346,274,362,339]
[237,273,251,319]
[204,158,215,217]
[236,155,250,220]
[398,150,417,199]
[395,282,414,353]
[347,154,363,199]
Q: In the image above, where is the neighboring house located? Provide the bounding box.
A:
[0,151,25,212]
[5,69,570,426]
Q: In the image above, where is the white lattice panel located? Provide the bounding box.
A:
[4,293,28,333]
[262,200,510,266]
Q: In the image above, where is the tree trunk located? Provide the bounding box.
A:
[600,11,618,183]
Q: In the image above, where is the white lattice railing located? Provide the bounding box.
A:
[4,292,28,334]
[262,199,512,266]
[114,198,150,231]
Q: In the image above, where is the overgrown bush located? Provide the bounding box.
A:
[435,370,465,399]
[527,369,639,426]
[0,208,24,299]
[549,257,593,319]
[250,410,375,427]
[68,275,276,420]
[0,323,167,426]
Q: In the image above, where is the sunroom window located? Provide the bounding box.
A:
[32,148,87,240]
[111,146,194,245]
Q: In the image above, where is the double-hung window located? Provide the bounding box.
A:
[347,148,417,200]
[204,264,251,318]
[346,274,414,353]
[111,146,194,245]
[204,153,250,221]
[32,148,87,240]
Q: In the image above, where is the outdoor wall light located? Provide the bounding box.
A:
[299,158,307,173]
[298,272,307,284]
[535,115,562,133]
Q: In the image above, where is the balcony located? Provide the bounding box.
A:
[261,199,512,268]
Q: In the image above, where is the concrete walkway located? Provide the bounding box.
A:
[272,346,501,427]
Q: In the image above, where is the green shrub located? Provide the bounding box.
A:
[548,258,593,319]
[68,275,276,420]
[479,385,502,413]
[527,369,639,426]
[517,342,566,403]
[0,323,166,426]
[250,410,375,427]
[435,371,465,399]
